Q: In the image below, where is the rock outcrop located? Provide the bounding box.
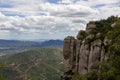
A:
[63,36,76,72]
[61,22,110,80]
[61,16,120,80]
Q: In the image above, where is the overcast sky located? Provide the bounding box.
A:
[0,0,120,40]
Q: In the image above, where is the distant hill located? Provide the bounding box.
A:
[39,40,63,47]
[0,47,64,80]
[0,39,63,53]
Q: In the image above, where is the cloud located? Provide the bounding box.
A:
[76,0,119,7]
[38,3,98,17]
[0,2,97,33]
[0,0,120,39]
[58,0,73,4]
[75,0,120,19]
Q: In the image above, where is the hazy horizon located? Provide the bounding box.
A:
[0,38,63,41]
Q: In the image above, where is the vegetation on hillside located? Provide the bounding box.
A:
[0,47,64,80]
[0,63,6,80]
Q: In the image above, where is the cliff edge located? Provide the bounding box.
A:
[62,16,120,80]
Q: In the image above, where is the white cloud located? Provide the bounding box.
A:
[75,0,120,19]
[0,2,97,34]
[0,30,9,33]
[38,3,98,17]
[0,0,120,39]
[76,0,119,7]
[58,0,73,4]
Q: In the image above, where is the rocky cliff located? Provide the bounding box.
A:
[61,16,120,80]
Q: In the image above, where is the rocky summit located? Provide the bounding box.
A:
[61,16,120,80]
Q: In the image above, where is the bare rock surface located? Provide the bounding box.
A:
[62,22,109,80]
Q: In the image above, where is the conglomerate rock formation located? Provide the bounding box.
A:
[61,22,111,80]
[61,16,120,80]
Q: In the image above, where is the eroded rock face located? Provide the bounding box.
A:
[61,16,120,80]
[86,23,96,33]
[78,42,90,74]
[111,23,116,28]
[62,23,109,79]
[63,36,76,72]
[88,39,102,71]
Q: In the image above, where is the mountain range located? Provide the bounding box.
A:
[0,39,63,54]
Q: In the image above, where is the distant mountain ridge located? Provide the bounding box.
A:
[40,40,63,47]
[0,39,63,53]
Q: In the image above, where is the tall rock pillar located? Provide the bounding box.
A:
[63,36,76,72]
